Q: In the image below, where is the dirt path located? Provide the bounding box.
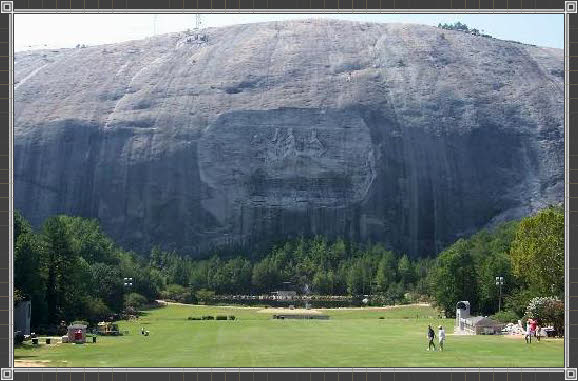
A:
[156,300,261,309]
[14,360,52,367]
[156,300,432,313]
[327,303,431,311]
[257,308,321,314]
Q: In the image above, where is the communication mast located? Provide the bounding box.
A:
[193,14,207,42]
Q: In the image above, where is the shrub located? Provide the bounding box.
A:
[216,315,227,320]
[14,332,24,345]
[124,292,147,309]
[526,296,556,320]
[163,284,197,304]
[504,289,535,317]
[491,310,519,323]
[195,289,215,303]
[83,296,111,324]
[13,289,24,307]
[228,315,236,320]
[526,296,564,336]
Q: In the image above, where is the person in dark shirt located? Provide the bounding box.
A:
[427,325,436,351]
[535,319,542,342]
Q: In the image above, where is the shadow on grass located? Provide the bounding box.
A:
[14,354,39,360]
[14,343,45,351]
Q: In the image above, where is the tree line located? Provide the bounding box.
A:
[437,22,492,38]
[14,204,563,330]
[430,205,564,319]
[14,213,162,329]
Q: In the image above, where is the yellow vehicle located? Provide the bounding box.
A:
[97,322,120,336]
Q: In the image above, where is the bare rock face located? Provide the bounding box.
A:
[14,20,564,257]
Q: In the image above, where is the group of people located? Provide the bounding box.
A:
[426,325,445,351]
[525,318,541,343]
[425,318,542,351]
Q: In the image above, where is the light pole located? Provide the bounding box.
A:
[495,276,504,312]
[123,277,133,290]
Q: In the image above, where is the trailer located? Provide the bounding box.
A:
[97,322,120,336]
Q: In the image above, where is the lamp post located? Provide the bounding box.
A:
[495,276,504,312]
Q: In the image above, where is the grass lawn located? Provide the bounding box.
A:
[14,304,563,368]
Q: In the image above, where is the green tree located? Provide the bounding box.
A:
[195,289,215,303]
[89,262,124,313]
[510,206,563,296]
[63,256,92,321]
[62,216,117,264]
[397,255,414,286]
[251,259,279,293]
[385,281,405,304]
[223,258,253,294]
[504,288,536,318]
[375,252,396,293]
[118,251,159,301]
[161,283,196,303]
[167,255,190,287]
[124,292,148,309]
[329,239,346,264]
[42,216,75,323]
[190,261,210,291]
[431,239,478,316]
[333,263,349,295]
[414,257,433,295]
[476,252,512,315]
[14,210,32,245]
[149,246,165,269]
[14,232,47,326]
[347,261,365,295]
[83,296,111,323]
[312,271,334,294]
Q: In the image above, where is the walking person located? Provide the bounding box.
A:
[438,325,446,351]
[427,325,436,351]
[530,318,538,342]
[536,319,542,342]
[525,319,533,344]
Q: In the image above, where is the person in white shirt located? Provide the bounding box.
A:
[525,319,533,344]
[438,325,446,351]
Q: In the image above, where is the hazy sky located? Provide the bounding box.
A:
[15,13,563,51]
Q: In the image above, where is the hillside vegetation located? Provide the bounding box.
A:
[14,205,563,330]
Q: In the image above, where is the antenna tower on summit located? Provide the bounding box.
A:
[193,14,207,42]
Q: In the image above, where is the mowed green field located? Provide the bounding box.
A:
[14,304,563,368]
